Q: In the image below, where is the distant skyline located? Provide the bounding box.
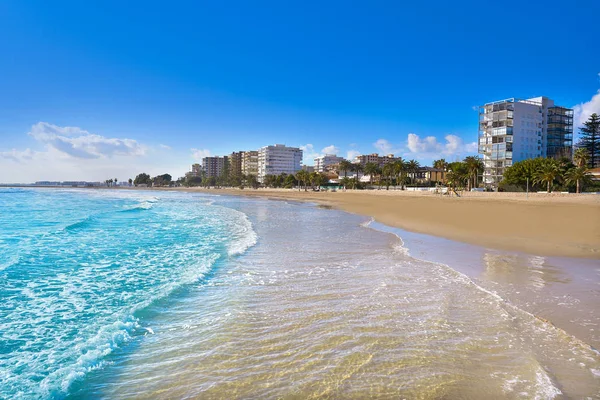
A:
[1,1,600,183]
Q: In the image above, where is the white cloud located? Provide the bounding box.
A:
[406,133,477,158]
[346,150,360,161]
[159,144,172,150]
[321,145,339,155]
[407,133,440,153]
[300,143,342,165]
[0,122,192,183]
[573,89,600,128]
[190,148,211,160]
[28,122,145,159]
[373,138,400,154]
[0,148,37,163]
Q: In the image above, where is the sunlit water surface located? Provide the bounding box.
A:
[1,189,599,399]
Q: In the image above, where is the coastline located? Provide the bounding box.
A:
[171,187,600,259]
[10,186,599,259]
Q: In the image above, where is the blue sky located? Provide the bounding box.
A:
[1,0,599,182]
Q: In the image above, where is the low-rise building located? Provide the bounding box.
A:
[314,154,345,173]
[353,153,398,167]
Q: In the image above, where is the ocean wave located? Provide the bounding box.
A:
[361,218,410,256]
[120,201,154,212]
[61,215,96,232]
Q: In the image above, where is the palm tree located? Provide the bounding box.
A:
[433,158,448,171]
[464,156,484,191]
[352,163,363,188]
[128,178,133,186]
[573,148,590,169]
[406,160,420,184]
[340,176,351,190]
[310,172,325,190]
[382,163,394,190]
[339,160,353,179]
[393,159,406,189]
[534,160,560,193]
[364,162,378,187]
[565,167,591,193]
[295,170,309,191]
[114,178,118,187]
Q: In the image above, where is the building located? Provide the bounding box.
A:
[242,150,259,177]
[257,144,303,182]
[302,165,315,173]
[353,153,398,167]
[408,167,446,184]
[202,156,228,178]
[229,152,243,179]
[314,154,345,173]
[478,96,573,187]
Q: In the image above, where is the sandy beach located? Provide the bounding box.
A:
[171,188,600,259]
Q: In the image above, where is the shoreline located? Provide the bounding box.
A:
[176,187,600,260]
[8,186,600,259]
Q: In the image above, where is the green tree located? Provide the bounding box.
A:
[576,113,600,168]
[340,176,351,189]
[501,158,545,190]
[352,163,363,188]
[433,159,448,171]
[446,162,469,189]
[364,162,378,187]
[295,170,309,191]
[134,173,151,186]
[283,174,297,189]
[382,163,394,190]
[339,160,353,179]
[534,159,560,193]
[309,172,325,189]
[464,156,484,191]
[573,148,590,169]
[406,160,420,184]
[393,159,406,189]
[565,166,591,193]
[128,178,133,186]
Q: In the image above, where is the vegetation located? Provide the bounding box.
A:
[500,154,593,193]
[134,173,151,186]
[576,113,600,168]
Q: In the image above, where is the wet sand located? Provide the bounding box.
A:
[172,188,600,259]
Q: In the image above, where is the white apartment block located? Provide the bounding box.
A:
[257,144,303,182]
[314,154,345,173]
[478,96,573,187]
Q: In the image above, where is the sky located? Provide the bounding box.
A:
[1,0,599,183]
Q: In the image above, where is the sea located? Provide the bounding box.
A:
[0,188,599,399]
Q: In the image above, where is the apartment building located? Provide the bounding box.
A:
[314,154,345,173]
[229,152,243,179]
[242,150,259,177]
[353,153,398,167]
[202,156,228,178]
[257,144,303,182]
[478,96,573,186]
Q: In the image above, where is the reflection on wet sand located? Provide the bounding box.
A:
[483,253,571,291]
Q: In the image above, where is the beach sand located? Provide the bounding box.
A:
[173,188,600,259]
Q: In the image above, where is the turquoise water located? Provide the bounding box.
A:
[2,189,599,399]
[0,189,256,399]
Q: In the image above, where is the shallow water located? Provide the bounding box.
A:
[1,189,599,399]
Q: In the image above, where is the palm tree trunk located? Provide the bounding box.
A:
[577,179,580,194]
[547,180,551,193]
